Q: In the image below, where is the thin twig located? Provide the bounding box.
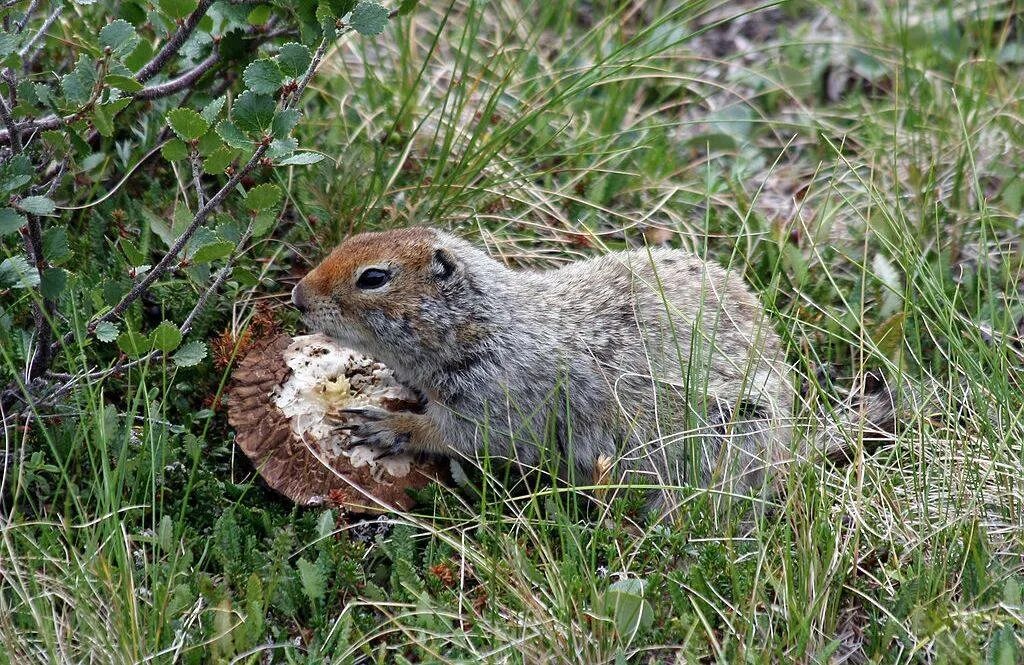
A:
[14,0,40,33]
[20,213,52,382]
[135,0,215,84]
[189,148,207,209]
[0,95,22,152]
[181,218,257,335]
[18,4,61,60]
[134,52,220,102]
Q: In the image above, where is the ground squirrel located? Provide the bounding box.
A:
[292,227,797,515]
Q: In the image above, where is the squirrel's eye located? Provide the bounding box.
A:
[355,268,391,290]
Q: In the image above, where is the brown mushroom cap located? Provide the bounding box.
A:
[227,333,440,512]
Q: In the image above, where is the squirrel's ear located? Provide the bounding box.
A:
[431,248,458,280]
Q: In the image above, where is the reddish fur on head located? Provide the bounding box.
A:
[301,227,436,298]
[292,226,473,377]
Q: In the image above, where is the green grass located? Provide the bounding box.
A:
[3,0,1024,662]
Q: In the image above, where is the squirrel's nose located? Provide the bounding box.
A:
[291,282,308,314]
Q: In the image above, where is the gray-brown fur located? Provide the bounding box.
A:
[293,228,796,515]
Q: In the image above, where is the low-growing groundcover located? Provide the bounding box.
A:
[2,0,1023,662]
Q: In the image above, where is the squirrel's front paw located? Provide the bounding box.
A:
[331,406,410,459]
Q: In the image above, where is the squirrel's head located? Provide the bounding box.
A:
[292,227,503,376]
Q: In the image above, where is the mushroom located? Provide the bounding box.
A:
[226,332,441,512]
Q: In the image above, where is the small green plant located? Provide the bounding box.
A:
[0,0,413,407]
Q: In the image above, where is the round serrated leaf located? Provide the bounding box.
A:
[243,59,283,94]
[99,19,139,57]
[117,330,151,358]
[17,196,56,216]
[271,109,300,139]
[277,42,312,78]
[166,108,209,140]
[351,1,389,36]
[161,139,189,162]
[201,96,226,124]
[40,268,67,298]
[0,207,26,235]
[232,91,276,132]
[151,320,183,353]
[173,341,207,367]
[216,120,252,150]
[95,321,119,343]
[244,183,282,211]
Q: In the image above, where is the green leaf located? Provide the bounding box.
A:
[0,32,19,58]
[105,74,143,93]
[233,91,276,132]
[0,154,33,195]
[197,131,222,156]
[276,151,326,166]
[159,0,198,20]
[247,4,272,24]
[350,1,389,36]
[243,59,284,94]
[191,240,234,264]
[40,268,67,299]
[267,138,297,160]
[161,139,189,162]
[316,2,337,38]
[17,80,38,107]
[201,96,226,124]
[125,39,153,72]
[0,256,39,289]
[603,578,653,638]
[296,557,325,602]
[173,340,207,367]
[93,105,114,137]
[277,42,312,78]
[158,514,175,552]
[270,109,300,139]
[117,329,152,358]
[120,238,146,267]
[216,120,252,150]
[166,108,210,141]
[398,0,419,15]
[43,227,71,264]
[17,196,56,216]
[316,510,335,539]
[151,321,183,353]
[0,207,26,236]
[203,145,237,174]
[252,210,277,237]
[329,0,357,17]
[244,183,282,211]
[202,145,236,175]
[103,97,132,117]
[61,55,98,107]
[99,19,139,57]
[95,321,119,343]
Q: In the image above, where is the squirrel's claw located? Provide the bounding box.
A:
[335,409,410,459]
[338,405,390,421]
